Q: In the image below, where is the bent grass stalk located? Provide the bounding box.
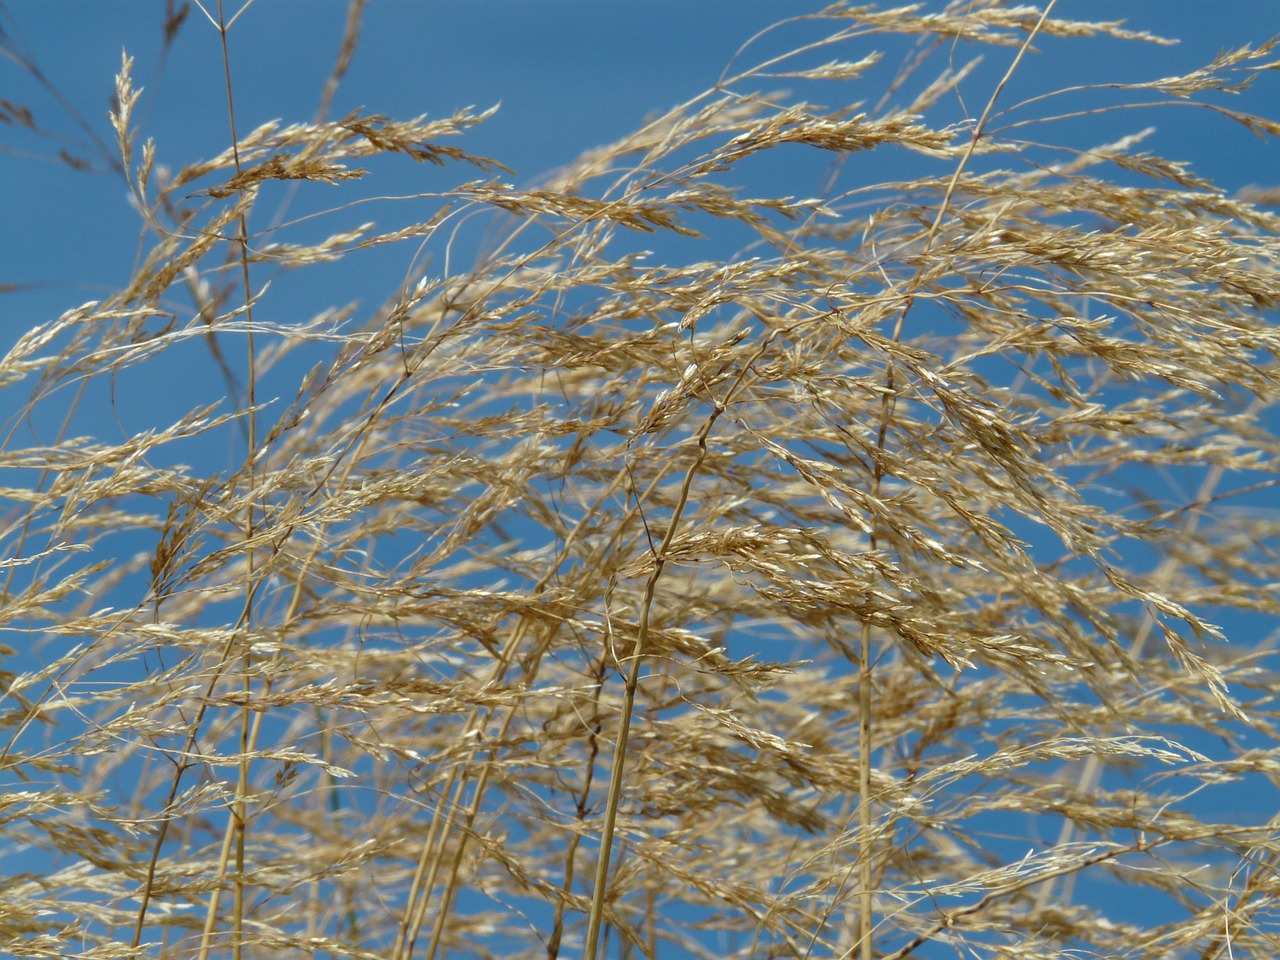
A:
[583,324,788,960]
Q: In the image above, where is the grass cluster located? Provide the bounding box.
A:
[3,2,1280,958]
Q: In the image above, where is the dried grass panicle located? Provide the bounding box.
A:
[2,2,1280,959]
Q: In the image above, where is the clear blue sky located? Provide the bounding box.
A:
[4,2,1277,332]
[5,3,1277,527]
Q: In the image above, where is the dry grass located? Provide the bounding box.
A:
[3,2,1280,958]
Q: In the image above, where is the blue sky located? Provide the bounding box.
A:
[5,2,1277,333]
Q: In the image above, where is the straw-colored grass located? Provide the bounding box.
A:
[3,2,1280,958]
